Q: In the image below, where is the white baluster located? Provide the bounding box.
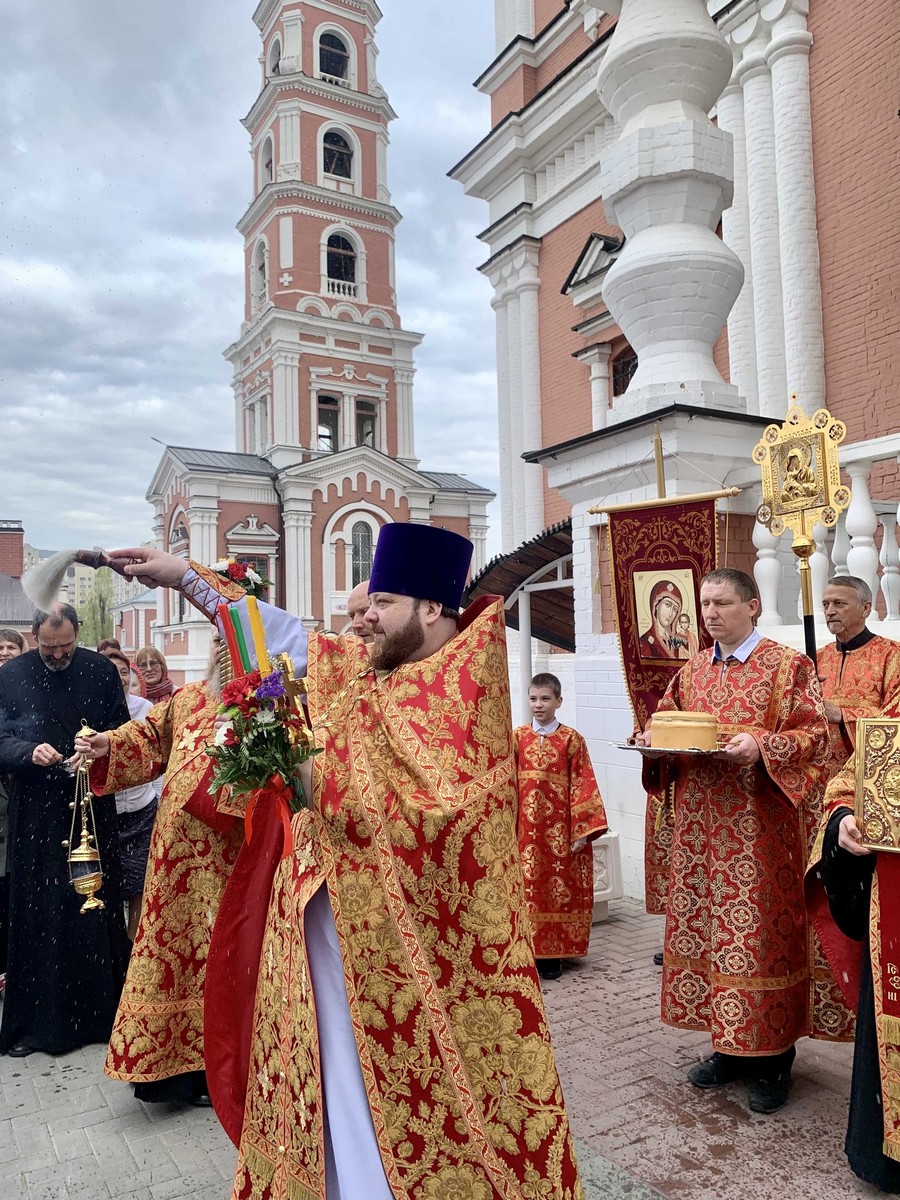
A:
[753,517,783,625]
[807,520,829,619]
[880,516,900,620]
[831,514,850,577]
[845,462,880,601]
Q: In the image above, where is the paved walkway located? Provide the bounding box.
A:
[1,900,881,1199]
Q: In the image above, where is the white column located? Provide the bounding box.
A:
[394,366,416,462]
[272,353,300,447]
[518,589,533,717]
[506,290,525,547]
[716,74,759,413]
[281,11,303,75]
[342,392,355,450]
[491,290,513,549]
[845,462,880,602]
[736,34,788,414]
[278,112,301,182]
[581,345,612,431]
[282,508,313,619]
[880,517,900,621]
[767,4,825,408]
[831,516,850,576]
[187,504,219,568]
[518,271,544,539]
[753,516,783,625]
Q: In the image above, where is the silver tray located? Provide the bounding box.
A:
[611,741,727,758]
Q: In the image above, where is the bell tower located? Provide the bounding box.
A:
[228,0,419,470]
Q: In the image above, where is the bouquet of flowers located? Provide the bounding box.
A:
[212,557,273,599]
[207,665,318,812]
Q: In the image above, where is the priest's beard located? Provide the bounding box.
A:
[40,650,73,672]
[370,608,426,672]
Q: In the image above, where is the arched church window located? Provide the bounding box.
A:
[261,137,274,186]
[612,347,638,397]
[268,38,281,76]
[351,521,373,587]
[323,131,353,179]
[252,242,268,311]
[317,395,340,453]
[320,32,350,84]
[326,234,356,284]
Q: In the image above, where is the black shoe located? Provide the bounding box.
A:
[653,951,664,967]
[687,1052,744,1089]
[192,1091,213,1108]
[6,1042,31,1058]
[746,1073,791,1113]
[537,958,563,980]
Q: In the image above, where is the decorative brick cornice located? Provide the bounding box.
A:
[243,73,396,134]
[238,182,400,237]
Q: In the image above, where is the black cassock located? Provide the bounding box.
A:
[818,807,900,1193]
[0,648,131,1055]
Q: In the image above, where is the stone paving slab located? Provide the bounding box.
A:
[0,898,881,1198]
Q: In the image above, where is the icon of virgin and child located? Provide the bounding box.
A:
[636,574,699,661]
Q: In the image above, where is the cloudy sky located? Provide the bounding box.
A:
[0,0,499,556]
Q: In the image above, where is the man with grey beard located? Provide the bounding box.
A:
[77,633,244,1106]
[0,603,131,1056]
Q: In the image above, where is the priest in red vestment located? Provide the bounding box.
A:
[514,672,608,980]
[101,526,585,1200]
[818,575,900,774]
[78,636,244,1105]
[639,567,853,1115]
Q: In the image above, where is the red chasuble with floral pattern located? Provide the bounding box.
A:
[514,725,608,958]
[230,598,584,1200]
[817,636,900,774]
[90,684,244,1083]
[645,639,854,1055]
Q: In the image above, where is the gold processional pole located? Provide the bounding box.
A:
[752,396,851,669]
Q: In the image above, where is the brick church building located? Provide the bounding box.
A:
[143,0,492,680]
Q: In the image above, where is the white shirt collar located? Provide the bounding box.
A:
[712,626,761,663]
[532,718,561,734]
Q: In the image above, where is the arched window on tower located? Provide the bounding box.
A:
[612,347,638,397]
[260,136,274,187]
[268,38,281,76]
[319,32,350,86]
[252,242,268,313]
[323,130,353,180]
[351,521,373,587]
[326,234,357,298]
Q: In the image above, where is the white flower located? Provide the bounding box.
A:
[246,567,262,586]
[212,559,230,572]
[253,709,275,725]
[214,720,234,747]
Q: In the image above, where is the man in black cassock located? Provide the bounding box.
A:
[0,603,131,1057]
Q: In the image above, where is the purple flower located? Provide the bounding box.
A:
[255,670,286,701]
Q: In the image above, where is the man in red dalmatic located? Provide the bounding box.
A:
[515,672,608,981]
[99,525,585,1200]
[639,568,853,1115]
[817,575,900,774]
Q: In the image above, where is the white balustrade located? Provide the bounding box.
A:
[880,517,900,620]
[753,517,783,625]
[844,462,880,602]
[830,516,850,578]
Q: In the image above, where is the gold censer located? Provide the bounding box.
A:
[63,721,105,912]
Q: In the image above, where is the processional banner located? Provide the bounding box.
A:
[606,499,718,733]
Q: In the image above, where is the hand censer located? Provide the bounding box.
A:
[64,721,105,912]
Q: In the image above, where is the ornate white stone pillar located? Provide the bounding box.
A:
[517,265,545,539]
[845,463,880,602]
[765,0,825,408]
[272,353,300,447]
[753,516,783,625]
[578,344,612,431]
[393,365,416,462]
[188,504,219,568]
[278,112,301,182]
[880,517,900,621]
[734,22,787,414]
[282,508,313,619]
[716,71,759,413]
[280,10,303,75]
[831,516,850,576]
[597,0,745,418]
[506,290,525,546]
[491,290,514,548]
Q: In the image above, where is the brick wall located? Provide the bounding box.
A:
[0,529,24,579]
[809,0,900,467]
